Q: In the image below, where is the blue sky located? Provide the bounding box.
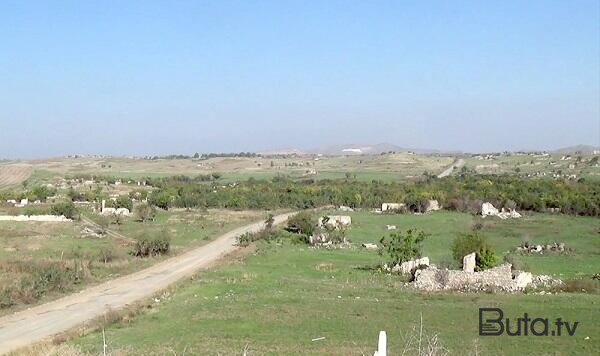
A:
[0,0,598,158]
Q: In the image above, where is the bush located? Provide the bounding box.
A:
[115,195,133,211]
[97,246,118,263]
[0,259,90,309]
[561,279,599,293]
[131,230,171,257]
[286,211,317,236]
[503,254,529,271]
[379,229,428,266]
[134,202,157,222]
[50,201,78,219]
[237,229,302,247]
[451,232,497,271]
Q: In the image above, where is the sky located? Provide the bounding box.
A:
[0,0,598,159]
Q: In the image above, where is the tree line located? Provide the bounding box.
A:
[146,175,599,216]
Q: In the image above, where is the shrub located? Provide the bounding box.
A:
[503,254,529,271]
[23,205,50,216]
[286,211,317,236]
[237,229,303,247]
[97,246,118,263]
[0,259,90,308]
[561,279,599,293]
[115,195,133,211]
[379,229,428,266]
[50,201,78,219]
[451,232,497,271]
[131,230,171,257]
[134,202,157,222]
[265,213,275,230]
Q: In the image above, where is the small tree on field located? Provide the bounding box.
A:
[286,211,316,236]
[379,229,428,266]
[135,202,157,222]
[451,232,497,271]
[50,201,78,220]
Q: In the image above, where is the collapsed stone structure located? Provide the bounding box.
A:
[381,203,405,212]
[361,243,378,250]
[318,215,351,228]
[308,232,349,246]
[338,205,354,212]
[101,200,130,216]
[517,242,566,254]
[462,252,476,273]
[424,200,440,213]
[481,202,521,219]
[413,264,535,292]
[388,257,430,274]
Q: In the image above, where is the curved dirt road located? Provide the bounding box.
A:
[437,158,465,178]
[0,212,296,354]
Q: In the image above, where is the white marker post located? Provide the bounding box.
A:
[373,330,386,356]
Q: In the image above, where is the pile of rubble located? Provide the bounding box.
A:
[481,202,521,219]
[412,264,535,293]
[388,253,563,293]
[318,215,351,228]
[517,242,566,254]
[383,257,430,274]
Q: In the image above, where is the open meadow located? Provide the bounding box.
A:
[69,210,600,355]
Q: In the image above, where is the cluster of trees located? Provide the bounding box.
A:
[0,185,56,202]
[144,175,599,216]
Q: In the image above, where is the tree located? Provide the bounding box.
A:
[115,195,133,211]
[286,211,316,236]
[379,229,428,266]
[50,201,78,219]
[451,232,497,271]
[135,202,157,222]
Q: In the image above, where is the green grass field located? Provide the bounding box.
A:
[0,209,267,314]
[71,211,600,355]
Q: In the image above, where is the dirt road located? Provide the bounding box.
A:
[437,158,465,178]
[0,212,296,354]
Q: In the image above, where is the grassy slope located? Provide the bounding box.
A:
[72,212,600,355]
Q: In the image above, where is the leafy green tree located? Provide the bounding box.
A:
[50,201,78,219]
[451,232,497,271]
[286,211,317,236]
[379,229,428,266]
[115,195,133,211]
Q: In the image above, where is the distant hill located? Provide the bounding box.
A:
[306,143,405,155]
[306,143,454,155]
[552,145,600,154]
[261,143,460,156]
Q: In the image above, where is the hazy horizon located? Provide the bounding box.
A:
[1,1,599,159]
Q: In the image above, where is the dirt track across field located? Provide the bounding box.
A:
[437,158,465,178]
[0,212,296,354]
